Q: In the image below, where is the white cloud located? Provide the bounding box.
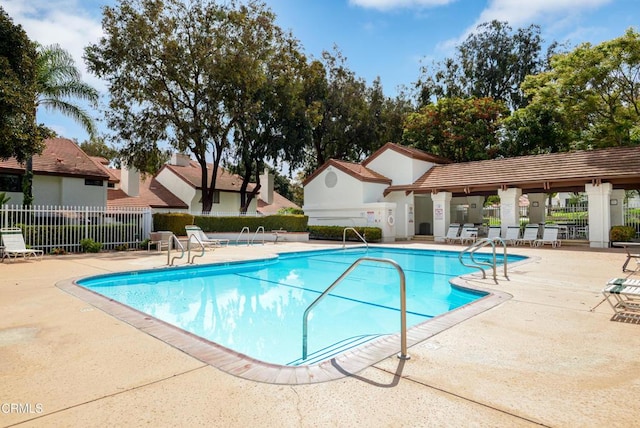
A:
[0,0,106,91]
[349,0,455,11]
[474,0,611,28]
[439,0,612,51]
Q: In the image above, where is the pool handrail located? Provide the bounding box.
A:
[251,226,265,245]
[236,226,250,246]
[302,256,409,362]
[186,234,206,264]
[342,227,368,249]
[167,234,185,266]
[459,237,509,282]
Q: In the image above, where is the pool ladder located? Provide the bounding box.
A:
[301,257,410,362]
[342,227,368,249]
[166,233,206,265]
[459,237,509,282]
[236,226,266,246]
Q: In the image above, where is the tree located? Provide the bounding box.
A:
[86,0,246,212]
[222,1,309,212]
[519,28,640,149]
[301,49,372,172]
[0,7,43,163]
[79,137,120,166]
[417,20,555,110]
[35,43,99,138]
[402,97,508,162]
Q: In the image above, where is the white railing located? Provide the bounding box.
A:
[624,200,640,238]
[0,205,153,253]
[198,211,262,217]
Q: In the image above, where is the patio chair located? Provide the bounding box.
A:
[504,226,521,245]
[0,227,43,262]
[487,225,501,240]
[534,225,561,248]
[444,223,461,243]
[450,225,478,245]
[602,277,640,315]
[515,224,539,246]
[185,225,229,249]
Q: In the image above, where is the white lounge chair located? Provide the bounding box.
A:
[534,225,561,248]
[515,224,539,246]
[487,225,501,240]
[602,277,640,315]
[444,223,461,243]
[1,227,43,262]
[504,226,521,245]
[451,225,478,245]
[185,225,229,249]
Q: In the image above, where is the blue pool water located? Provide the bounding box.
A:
[77,247,518,365]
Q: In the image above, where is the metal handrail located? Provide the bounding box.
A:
[236,226,250,246]
[458,237,509,282]
[342,227,368,249]
[251,226,265,245]
[302,257,409,361]
[186,234,205,264]
[167,234,185,266]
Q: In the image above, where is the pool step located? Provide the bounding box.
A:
[287,333,384,366]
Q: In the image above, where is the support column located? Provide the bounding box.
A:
[528,193,546,224]
[498,187,522,236]
[610,189,625,227]
[586,182,613,248]
[466,196,485,224]
[431,192,452,242]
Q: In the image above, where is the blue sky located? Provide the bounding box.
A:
[1,0,638,144]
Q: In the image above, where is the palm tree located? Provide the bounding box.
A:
[35,43,99,138]
[22,44,99,206]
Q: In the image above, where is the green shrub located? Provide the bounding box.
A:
[153,213,195,235]
[50,247,67,255]
[80,238,103,253]
[610,225,636,242]
[308,226,382,242]
[152,213,309,235]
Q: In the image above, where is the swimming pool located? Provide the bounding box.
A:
[76,247,517,369]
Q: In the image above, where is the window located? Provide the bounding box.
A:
[213,190,220,204]
[85,179,104,187]
[0,173,22,192]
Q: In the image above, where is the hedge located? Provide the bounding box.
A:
[308,226,381,242]
[153,213,308,235]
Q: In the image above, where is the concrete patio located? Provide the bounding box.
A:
[1,242,639,427]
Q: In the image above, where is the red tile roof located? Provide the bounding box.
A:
[362,142,452,166]
[387,146,640,196]
[107,170,188,209]
[160,161,256,192]
[302,159,392,186]
[257,191,300,215]
[0,138,110,180]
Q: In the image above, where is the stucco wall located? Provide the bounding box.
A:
[365,150,433,185]
[156,169,196,210]
[303,166,364,209]
[29,175,106,206]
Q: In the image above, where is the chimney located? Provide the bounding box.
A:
[170,152,191,166]
[260,168,274,205]
[121,163,140,197]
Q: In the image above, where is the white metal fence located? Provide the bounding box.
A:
[0,205,153,253]
[624,200,640,238]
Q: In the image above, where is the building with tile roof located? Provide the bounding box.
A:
[303,142,640,247]
[0,138,110,206]
[0,139,299,215]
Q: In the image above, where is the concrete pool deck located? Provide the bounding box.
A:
[1,242,639,427]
